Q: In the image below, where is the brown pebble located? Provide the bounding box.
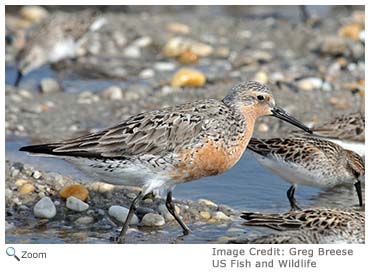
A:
[59,184,89,201]
[177,50,199,64]
[19,183,35,195]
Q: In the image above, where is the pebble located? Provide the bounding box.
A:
[141,213,165,227]
[166,22,190,34]
[15,178,30,187]
[338,23,363,41]
[199,211,211,220]
[320,36,348,56]
[32,170,42,179]
[198,199,218,208]
[66,196,89,212]
[257,122,269,133]
[5,221,15,231]
[124,45,141,58]
[39,78,60,94]
[20,6,48,22]
[177,50,199,64]
[75,216,94,225]
[19,89,32,99]
[133,36,152,48]
[101,86,123,100]
[211,211,230,221]
[5,189,13,200]
[297,77,323,91]
[154,62,176,71]
[33,197,56,219]
[139,68,155,79]
[19,183,35,195]
[157,204,174,221]
[163,37,213,57]
[254,71,269,84]
[170,68,206,87]
[108,205,139,225]
[59,184,89,201]
[90,182,115,193]
[218,204,235,215]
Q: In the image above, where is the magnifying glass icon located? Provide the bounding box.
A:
[6,247,20,261]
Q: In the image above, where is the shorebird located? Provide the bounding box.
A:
[20,81,311,243]
[293,112,365,157]
[247,137,364,210]
[236,208,365,244]
[14,10,106,86]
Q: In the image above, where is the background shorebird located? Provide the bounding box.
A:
[19,81,311,243]
[235,208,365,244]
[14,10,106,86]
[293,112,365,157]
[247,137,364,210]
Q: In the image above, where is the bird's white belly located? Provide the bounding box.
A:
[49,38,76,62]
[253,154,336,187]
[65,157,172,193]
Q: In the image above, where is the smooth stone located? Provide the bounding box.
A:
[108,205,139,225]
[199,211,211,220]
[33,197,56,219]
[5,221,15,231]
[39,78,60,94]
[297,77,323,91]
[5,189,13,200]
[157,204,174,222]
[66,196,89,212]
[90,182,115,193]
[32,170,42,179]
[211,211,230,221]
[170,68,206,87]
[19,183,35,195]
[133,36,152,48]
[254,71,269,84]
[166,22,190,34]
[338,23,363,41]
[124,45,141,58]
[140,68,155,79]
[257,122,269,133]
[59,184,89,201]
[15,178,29,187]
[20,6,48,22]
[141,213,165,227]
[101,86,123,100]
[75,216,94,225]
[218,204,235,215]
[198,198,218,208]
[154,62,176,71]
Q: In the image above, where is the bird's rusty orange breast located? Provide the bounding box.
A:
[169,106,258,182]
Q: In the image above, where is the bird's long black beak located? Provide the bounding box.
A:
[14,70,23,87]
[271,106,312,133]
[354,180,363,207]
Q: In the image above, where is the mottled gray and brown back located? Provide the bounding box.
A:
[21,99,246,160]
[247,137,364,179]
[240,208,365,244]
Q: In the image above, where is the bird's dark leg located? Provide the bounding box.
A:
[14,70,23,87]
[166,190,191,235]
[113,191,144,244]
[287,185,301,210]
[354,179,363,207]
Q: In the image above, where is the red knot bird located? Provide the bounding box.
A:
[236,208,365,244]
[293,112,365,157]
[14,10,106,86]
[20,81,311,243]
[247,137,364,210]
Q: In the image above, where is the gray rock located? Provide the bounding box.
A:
[39,78,60,93]
[124,45,141,58]
[211,211,230,221]
[66,196,89,212]
[141,213,165,227]
[108,205,139,225]
[218,204,235,215]
[33,197,56,219]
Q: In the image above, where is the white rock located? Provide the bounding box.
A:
[90,182,115,193]
[154,62,176,71]
[124,46,141,58]
[101,86,123,100]
[297,77,323,91]
[32,170,42,179]
[198,198,218,208]
[40,78,60,93]
[133,36,152,48]
[108,205,139,225]
[141,213,165,227]
[211,211,230,221]
[140,68,155,79]
[75,216,94,225]
[66,196,89,212]
[33,197,56,219]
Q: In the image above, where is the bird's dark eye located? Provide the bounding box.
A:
[257,95,265,101]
